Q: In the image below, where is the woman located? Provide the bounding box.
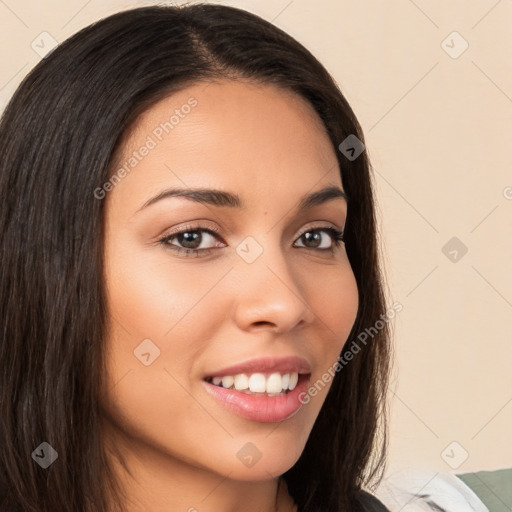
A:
[0,4,391,511]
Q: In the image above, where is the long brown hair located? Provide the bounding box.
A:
[0,4,391,511]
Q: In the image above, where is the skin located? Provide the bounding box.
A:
[100,79,359,512]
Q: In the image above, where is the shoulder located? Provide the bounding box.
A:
[359,489,391,512]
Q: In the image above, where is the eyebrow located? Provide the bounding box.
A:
[137,184,348,213]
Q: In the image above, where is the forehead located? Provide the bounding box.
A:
[106,79,342,213]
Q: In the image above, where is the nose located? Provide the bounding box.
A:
[232,244,316,334]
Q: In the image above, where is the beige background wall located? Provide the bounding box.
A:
[1,0,510,478]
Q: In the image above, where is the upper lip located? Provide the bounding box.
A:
[204,356,312,378]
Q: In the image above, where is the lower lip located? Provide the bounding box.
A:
[203,375,310,423]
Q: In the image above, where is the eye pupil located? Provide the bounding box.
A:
[179,231,201,249]
[303,231,321,248]
[162,226,342,257]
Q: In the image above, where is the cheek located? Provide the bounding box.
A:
[297,260,359,409]
[104,237,232,344]
[101,241,221,417]
[307,258,359,349]
[100,246,237,470]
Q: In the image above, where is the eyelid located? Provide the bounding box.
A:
[158,222,345,258]
[163,223,223,238]
[160,221,343,243]
[295,222,344,238]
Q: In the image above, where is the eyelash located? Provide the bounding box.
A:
[158,224,345,258]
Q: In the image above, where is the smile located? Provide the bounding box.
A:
[205,371,300,396]
[203,373,311,423]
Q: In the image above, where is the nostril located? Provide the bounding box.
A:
[252,321,273,327]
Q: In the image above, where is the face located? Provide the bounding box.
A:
[100,79,359,483]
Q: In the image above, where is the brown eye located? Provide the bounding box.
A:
[158,224,344,258]
[160,229,222,250]
[294,227,344,251]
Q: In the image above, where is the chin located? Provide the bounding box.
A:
[206,434,306,481]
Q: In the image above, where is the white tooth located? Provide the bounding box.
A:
[281,373,290,390]
[288,372,298,390]
[222,376,234,389]
[248,373,266,393]
[234,374,249,390]
[266,373,283,394]
[212,376,222,386]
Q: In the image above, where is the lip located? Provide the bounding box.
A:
[203,356,312,379]
[203,373,310,423]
